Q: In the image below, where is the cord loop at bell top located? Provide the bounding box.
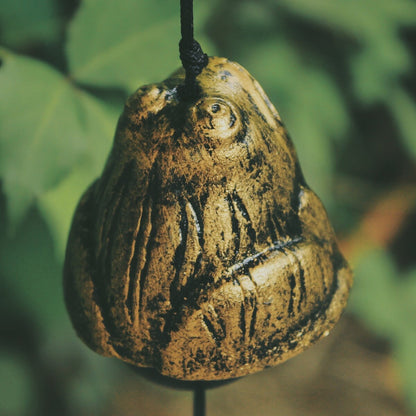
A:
[179,0,208,98]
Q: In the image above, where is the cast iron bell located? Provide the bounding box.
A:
[64,57,353,381]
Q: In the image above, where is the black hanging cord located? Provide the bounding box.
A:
[193,385,206,416]
[179,0,208,99]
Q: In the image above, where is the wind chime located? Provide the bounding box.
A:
[64,1,353,414]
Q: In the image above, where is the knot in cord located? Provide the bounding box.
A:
[179,39,208,81]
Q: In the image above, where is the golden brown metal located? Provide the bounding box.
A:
[64,57,353,381]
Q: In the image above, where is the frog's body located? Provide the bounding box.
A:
[64,57,352,380]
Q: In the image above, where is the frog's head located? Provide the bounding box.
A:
[115,58,300,210]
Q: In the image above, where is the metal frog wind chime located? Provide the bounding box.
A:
[64,0,352,383]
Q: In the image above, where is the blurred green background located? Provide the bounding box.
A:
[1,0,416,415]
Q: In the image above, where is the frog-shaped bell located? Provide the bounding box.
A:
[64,57,353,381]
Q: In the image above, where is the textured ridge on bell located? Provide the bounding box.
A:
[64,57,353,381]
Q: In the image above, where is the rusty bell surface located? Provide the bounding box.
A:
[64,57,353,381]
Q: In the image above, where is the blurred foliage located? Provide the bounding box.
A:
[0,0,416,415]
[66,0,215,91]
[350,248,416,410]
[0,0,60,50]
[0,351,34,415]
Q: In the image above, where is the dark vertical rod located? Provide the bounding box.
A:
[193,385,206,416]
[180,0,194,41]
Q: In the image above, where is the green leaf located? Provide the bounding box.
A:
[347,248,400,338]
[273,0,416,37]
[351,33,411,104]
[270,0,416,104]
[0,352,34,415]
[389,89,416,161]
[38,94,118,260]
[0,49,86,228]
[0,0,60,48]
[38,166,96,262]
[395,332,416,413]
[398,269,416,335]
[0,207,66,332]
[67,0,215,91]
[350,254,416,413]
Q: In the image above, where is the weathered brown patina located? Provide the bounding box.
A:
[64,57,353,381]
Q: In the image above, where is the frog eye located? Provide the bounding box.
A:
[192,97,241,142]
